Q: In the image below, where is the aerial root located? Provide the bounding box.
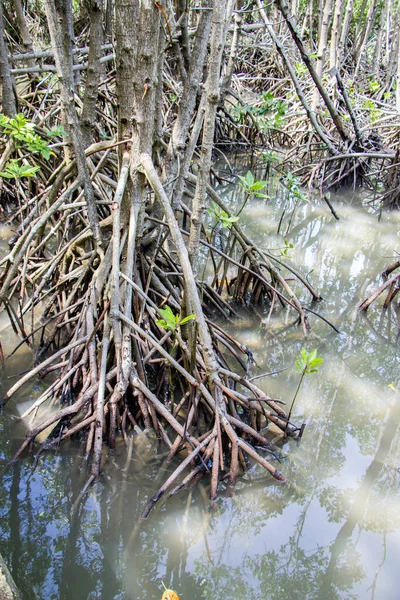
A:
[358,270,400,312]
[6,296,296,516]
[2,144,314,516]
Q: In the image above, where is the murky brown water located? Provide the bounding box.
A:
[1,177,400,599]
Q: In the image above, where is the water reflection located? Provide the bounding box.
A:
[1,187,400,599]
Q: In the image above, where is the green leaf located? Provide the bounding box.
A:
[295,347,323,375]
[249,181,267,191]
[159,305,176,324]
[155,319,169,329]
[0,113,9,126]
[308,349,317,363]
[47,125,66,138]
[238,171,254,189]
[309,357,323,369]
[18,164,41,177]
[244,171,254,186]
[0,159,40,179]
[179,314,196,326]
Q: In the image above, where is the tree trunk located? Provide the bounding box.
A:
[176,0,191,71]
[0,0,16,115]
[396,27,400,111]
[355,0,369,41]
[114,0,139,145]
[372,0,386,77]
[188,2,234,275]
[13,0,34,54]
[44,0,103,249]
[385,5,400,89]
[164,5,213,208]
[385,0,394,67]
[338,0,354,67]
[104,0,113,41]
[221,9,242,100]
[329,0,344,70]
[81,0,104,146]
[354,0,377,79]
[311,0,332,111]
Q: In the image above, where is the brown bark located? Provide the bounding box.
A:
[329,0,344,70]
[354,0,377,79]
[44,0,103,249]
[188,2,234,275]
[338,0,354,67]
[13,0,34,54]
[164,5,213,205]
[312,0,332,110]
[115,0,139,144]
[81,0,104,146]
[0,0,16,115]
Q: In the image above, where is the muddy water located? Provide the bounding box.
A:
[1,185,400,600]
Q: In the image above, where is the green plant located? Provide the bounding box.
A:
[207,200,239,229]
[262,149,279,165]
[47,125,66,138]
[99,129,113,140]
[230,103,255,124]
[283,172,309,203]
[286,348,323,434]
[295,62,307,77]
[0,112,35,139]
[156,305,195,332]
[0,159,40,179]
[279,239,294,257]
[0,113,54,168]
[236,171,269,217]
[238,170,268,196]
[257,92,287,129]
[25,133,53,160]
[362,98,381,123]
[368,80,380,94]
[231,92,288,131]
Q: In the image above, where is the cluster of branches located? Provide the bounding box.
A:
[0,0,398,513]
[215,0,400,199]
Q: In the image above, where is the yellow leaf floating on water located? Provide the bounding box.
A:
[161,590,180,600]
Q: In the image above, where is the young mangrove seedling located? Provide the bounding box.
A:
[207,200,239,257]
[207,200,239,230]
[236,170,269,216]
[156,306,196,404]
[285,348,323,435]
[156,305,196,334]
